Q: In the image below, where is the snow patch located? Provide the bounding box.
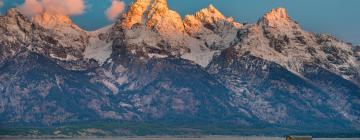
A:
[50,53,78,61]
[181,37,218,67]
[85,25,113,65]
[148,53,168,58]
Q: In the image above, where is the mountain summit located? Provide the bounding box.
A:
[261,8,290,25]
[0,1,359,136]
[33,12,74,29]
[121,0,184,35]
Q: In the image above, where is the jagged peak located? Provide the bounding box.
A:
[121,0,173,29]
[149,0,169,12]
[194,4,226,23]
[4,8,77,29]
[184,4,242,27]
[32,12,74,29]
[121,0,152,29]
[264,8,289,20]
[183,4,241,34]
[146,0,176,27]
[258,8,293,27]
[121,1,245,34]
[32,12,73,28]
[121,0,184,35]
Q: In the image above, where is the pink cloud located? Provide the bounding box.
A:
[106,0,125,21]
[0,0,4,8]
[17,0,85,17]
[17,0,43,17]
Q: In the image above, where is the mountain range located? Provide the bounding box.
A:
[0,0,359,136]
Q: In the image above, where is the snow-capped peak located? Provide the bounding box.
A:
[184,4,241,35]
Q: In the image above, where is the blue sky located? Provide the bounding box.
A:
[1,0,359,45]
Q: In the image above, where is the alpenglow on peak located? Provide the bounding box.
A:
[259,8,295,27]
[121,0,184,35]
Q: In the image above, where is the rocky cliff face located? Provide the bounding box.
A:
[0,0,359,134]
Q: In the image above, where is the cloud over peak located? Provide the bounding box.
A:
[106,0,125,21]
[17,0,86,17]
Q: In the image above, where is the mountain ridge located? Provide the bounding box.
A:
[0,0,359,136]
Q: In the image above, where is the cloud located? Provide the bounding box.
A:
[17,0,85,17]
[0,0,4,7]
[106,0,125,21]
[17,0,43,17]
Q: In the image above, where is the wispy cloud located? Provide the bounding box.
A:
[106,0,125,21]
[17,0,86,17]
